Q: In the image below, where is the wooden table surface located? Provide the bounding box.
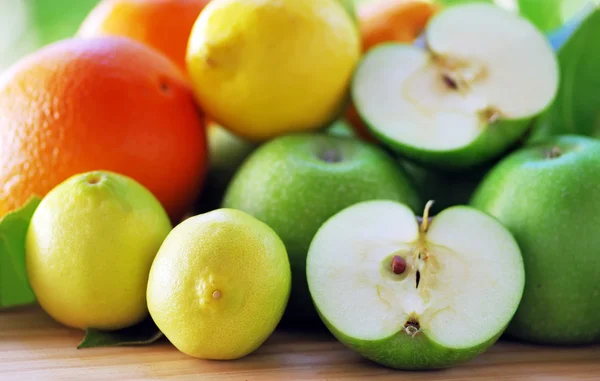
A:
[1,307,599,380]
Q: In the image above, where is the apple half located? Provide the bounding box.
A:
[352,4,559,168]
[306,200,525,369]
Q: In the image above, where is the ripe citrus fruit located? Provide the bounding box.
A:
[358,0,438,52]
[186,0,361,142]
[78,0,210,73]
[147,208,291,359]
[0,37,207,221]
[26,171,172,330]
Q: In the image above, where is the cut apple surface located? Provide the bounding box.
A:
[306,200,524,369]
[352,3,559,168]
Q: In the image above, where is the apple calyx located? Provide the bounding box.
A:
[545,146,563,159]
[404,317,421,337]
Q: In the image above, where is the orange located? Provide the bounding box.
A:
[359,0,438,52]
[0,37,207,222]
[347,0,438,139]
[78,0,211,73]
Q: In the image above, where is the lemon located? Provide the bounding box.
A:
[147,209,291,360]
[186,0,361,142]
[26,171,172,330]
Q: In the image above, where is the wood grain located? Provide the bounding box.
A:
[0,307,598,380]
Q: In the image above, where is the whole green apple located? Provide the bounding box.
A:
[471,135,600,345]
[195,124,256,214]
[222,133,421,323]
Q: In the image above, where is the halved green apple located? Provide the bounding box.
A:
[352,3,559,168]
[306,200,525,369]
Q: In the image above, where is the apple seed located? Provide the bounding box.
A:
[391,255,407,275]
[441,74,458,90]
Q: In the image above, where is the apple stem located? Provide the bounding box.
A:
[420,200,434,233]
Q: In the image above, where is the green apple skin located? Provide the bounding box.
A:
[363,111,534,169]
[195,124,257,214]
[471,135,600,345]
[222,134,421,323]
[318,311,503,370]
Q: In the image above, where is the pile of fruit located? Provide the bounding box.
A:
[1,0,599,371]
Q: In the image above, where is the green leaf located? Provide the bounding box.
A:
[531,6,600,140]
[29,0,100,45]
[547,3,594,51]
[78,317,163,349]
[338,0,358,23]
[437,0,590,32]
[520,0,591,32]
[0,197,41,309]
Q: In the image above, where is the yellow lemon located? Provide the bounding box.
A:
[26,171,172,330]
[186,0,361,142]
[147,209,291,360]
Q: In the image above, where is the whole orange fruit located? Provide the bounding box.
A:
[78,0,211,73]
[0,37,207,221]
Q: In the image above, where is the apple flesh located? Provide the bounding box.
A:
[307,200,524,369]
[471,135,600,344]
[352,3,559,168]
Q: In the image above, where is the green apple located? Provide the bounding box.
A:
[195,124,257,213]
[471,135,600,344]
[222,134,421,323]
[352,3,559,169]
[307,200,524,369]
